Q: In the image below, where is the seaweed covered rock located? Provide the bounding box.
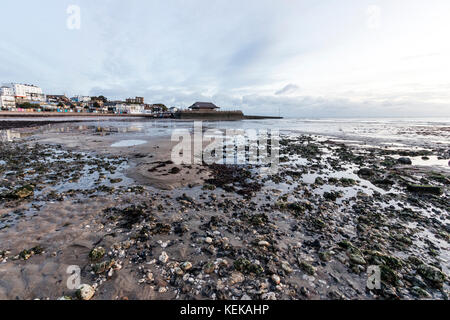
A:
[417,264,447,288]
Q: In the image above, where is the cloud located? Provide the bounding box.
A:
[275,84,300,96]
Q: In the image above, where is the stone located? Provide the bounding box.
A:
[261,292,277,300]
[358,168,373,177]
[349,253,366,265]
[411,286,431,298]
[397,157,412,165]
[76,284,95,300]
[281,261,293,274]
[258,240,270,247]
[89,247,106,261]
[159,251,169,264]
[299,261,316,276]
[417,264,447,287]
[406,185,443,195]
[271,274,281,285]
[181,261,193,271]
[93,260,115,274]
[205,237,213,244]
[229,271,245,285]
[204,262,215,274]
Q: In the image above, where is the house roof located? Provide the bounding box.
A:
[189,102,219,109]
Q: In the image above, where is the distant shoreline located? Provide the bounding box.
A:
[0,111,146,118]
[0,111,283,121]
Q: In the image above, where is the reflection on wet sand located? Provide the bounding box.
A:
[0,129,34,142]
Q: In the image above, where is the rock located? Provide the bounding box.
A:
[358,168,373,177]
[89,247,106,262]
[397,157,412,165]
[5,185,35,200]
[205,237,213,244]
[234,258,264,275]
[271,274,281,285]
[299,261,316,276]
[93,260,115,274]
[229,271,245,285]
[158,286,168,293]
[314,177,325,185]
[261,292,277,300]
[380,265,400,286]
[159,251,169,264]
[417,264,447,288]
[76,284,95,300]
[202,184,216,191]
[349,253,366,265]
[181,261,193,271]
[169,167,181,174]
[319,251,332,262]
[281,261,293,274]
[411,286,431,298]
[406,185,443,195]
[258,240,270,247]
[203,262,215,274]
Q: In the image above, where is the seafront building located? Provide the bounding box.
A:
[71,96,91,103]
[2,83,45,102]
[0,87,16,110]
[113,103,145,114]
[126,97,144,104]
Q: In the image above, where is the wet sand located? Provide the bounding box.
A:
[0,121,448,300]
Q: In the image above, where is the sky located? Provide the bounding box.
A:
[1,0,450,117]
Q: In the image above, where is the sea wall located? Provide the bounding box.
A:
[174,110,244,121]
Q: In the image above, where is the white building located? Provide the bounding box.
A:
[0,86,16,110]
[114,103,145,114]
[71,95,91,103]
[2,83,45,102]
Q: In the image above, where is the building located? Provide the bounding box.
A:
[0,86,16,110]
[2,83,45,102]
[114,103,145,114]
[46,95,71,104]
[188,102,220,111]
[126,97,144,104]
[71,96,91,103]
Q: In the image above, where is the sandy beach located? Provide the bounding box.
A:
[0,119,448,300]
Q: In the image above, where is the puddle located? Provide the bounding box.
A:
[111,140,148,147]
[390,155,450,168]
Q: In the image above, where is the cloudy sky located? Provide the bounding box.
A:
[1,0,450,117]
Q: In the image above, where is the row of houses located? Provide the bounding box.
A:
[0,83,225,115]
[0,83,176,114]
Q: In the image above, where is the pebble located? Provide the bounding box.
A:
[181,261,193,271]
[281,261,293,274]
[76,284,95,300]
[271,274,281,285]
[205,237,213,244]
[159,251,169,264]
[258,240,270,247]
[229,271,245,285]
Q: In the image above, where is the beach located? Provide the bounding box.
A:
[0,118,448,300]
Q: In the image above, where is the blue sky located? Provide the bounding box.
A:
[1,0,450,117]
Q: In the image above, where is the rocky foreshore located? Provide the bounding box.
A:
[0,124,448,300]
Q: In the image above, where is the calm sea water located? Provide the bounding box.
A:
[1,117,449,147]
